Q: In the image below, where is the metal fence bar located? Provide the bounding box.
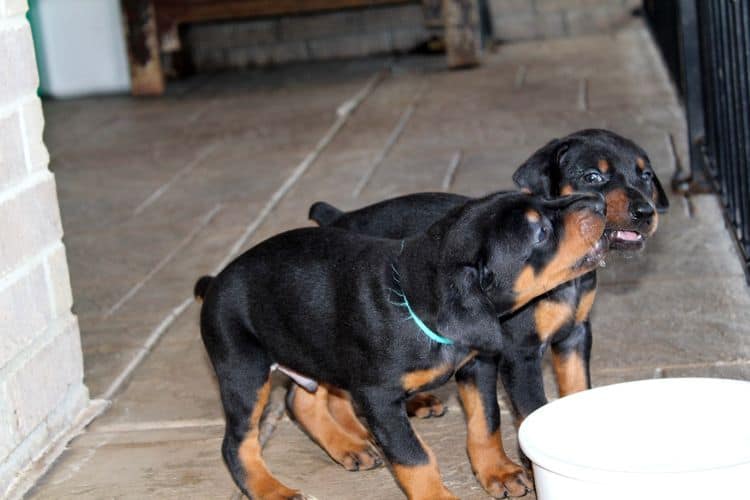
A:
[646,0,750,283]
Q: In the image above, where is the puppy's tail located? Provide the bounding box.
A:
[194,275,214,302]
[308,201,343,226]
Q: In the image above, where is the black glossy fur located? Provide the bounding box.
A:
[198,191,606,499]
[309,129,668,420]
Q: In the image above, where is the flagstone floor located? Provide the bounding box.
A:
[26,18,750,499]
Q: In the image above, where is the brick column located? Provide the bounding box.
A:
[0,0,89,496]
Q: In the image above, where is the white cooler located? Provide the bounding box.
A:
[29,0,131,97]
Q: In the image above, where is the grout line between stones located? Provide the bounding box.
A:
[103,203,223,318]
[351,82,426,198]
[132,140,222,216]
[442,149,463,191]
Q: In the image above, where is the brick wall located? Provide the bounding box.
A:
[490,0,641,41]
[0,0,88,496]
[186,4,430,71]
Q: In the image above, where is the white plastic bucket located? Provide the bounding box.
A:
[519,378,750,500]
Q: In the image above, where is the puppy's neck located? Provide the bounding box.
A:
[396,235,441,327]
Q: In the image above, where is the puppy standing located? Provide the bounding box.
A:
[197,192,606,500]
[292,129,668,497]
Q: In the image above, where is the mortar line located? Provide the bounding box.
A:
[100,297,194,400]
[104,203,223,318]
[213,70,385,274]
[92,418,226,434]
[442,150,463,191]
[514,65,527,90]
[594,358,750,375]
[352,83,427,198]
[133,140,222,216]
[578,78,589,112]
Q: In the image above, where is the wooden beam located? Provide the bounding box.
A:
[442,0,480,68]
[154,0,411,25]
[121,0,165,95]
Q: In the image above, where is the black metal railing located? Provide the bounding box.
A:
[645,0,750,283]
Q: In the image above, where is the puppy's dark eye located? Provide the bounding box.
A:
[533,224,550,245]
[640,170,654,181]
[583,171,605,184]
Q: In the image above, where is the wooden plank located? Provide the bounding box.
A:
[442,0,480,68]
[154,0,412,25]
[421,0,443,29]
[121,0,166,95]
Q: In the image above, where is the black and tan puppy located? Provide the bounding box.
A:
[290,129,668,497]
[197,191,606,500]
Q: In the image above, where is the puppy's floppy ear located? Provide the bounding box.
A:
[512,138,569,197]
[652,175,669,213]
[436,265,504,353]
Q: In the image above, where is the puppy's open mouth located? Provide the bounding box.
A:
[574,234,609,270]
[606,229,645,251]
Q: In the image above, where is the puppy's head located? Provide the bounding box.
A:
[435,192,606,349]
[512,129,668,251]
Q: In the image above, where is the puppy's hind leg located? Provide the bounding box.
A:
[201,316,308,499]
[286,384,382,471]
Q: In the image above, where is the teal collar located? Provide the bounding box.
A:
[390,262,454,345]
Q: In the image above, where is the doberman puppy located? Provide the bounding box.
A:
[196,191,607,500]
[289,129,668,497]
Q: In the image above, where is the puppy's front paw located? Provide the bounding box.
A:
[337,442,383,471]
[406,393,446,419]
[478,463,533,498]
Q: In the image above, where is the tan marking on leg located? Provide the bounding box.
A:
[535,299,574,342]
[553,351,588,396]
[598,158,610,172]
[575,289,597,323]
[392,439,457,500]
[290,384,380,471]
[238,381,300,499]
[402,364,452,392]
[458,383,531,498]
[326,385,371,441]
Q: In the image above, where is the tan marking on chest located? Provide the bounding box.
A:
[457,350,478,370]
[575,289,597,323]
[402,364,452,392]
[535,300,574,342]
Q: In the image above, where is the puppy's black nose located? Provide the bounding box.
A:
[630,200,654,221]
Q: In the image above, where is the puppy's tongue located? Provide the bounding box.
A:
[612,230,642,241]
